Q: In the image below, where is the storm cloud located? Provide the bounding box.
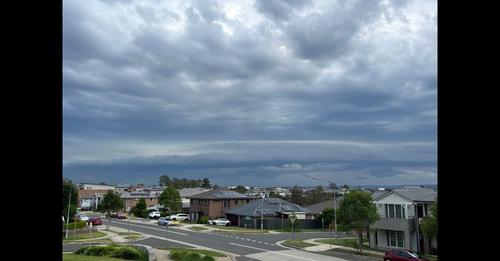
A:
[63,0,437,186]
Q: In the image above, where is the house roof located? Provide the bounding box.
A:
[305,198,343,214]
[178,187,211,198]
[121,191,154,198]
[188,189,251,199]
[373,186,437,203]
[225,197,310,217]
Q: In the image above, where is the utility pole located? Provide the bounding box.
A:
[65,189,72,239]
[260,193,264,230]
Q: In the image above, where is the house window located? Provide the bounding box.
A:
[224,200,229,208]
[386,204,405,219]
[387,230,405,248]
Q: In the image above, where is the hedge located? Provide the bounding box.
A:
[73,244,148,261]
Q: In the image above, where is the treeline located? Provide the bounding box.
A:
[284,185,343,206]
[159,175,212,189]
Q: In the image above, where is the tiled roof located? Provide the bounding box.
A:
[188,189,251,199]
[225,197,310,217]
[305,198,343,214]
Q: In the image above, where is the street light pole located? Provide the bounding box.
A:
[260,193,264,230]
[65,189,72,239]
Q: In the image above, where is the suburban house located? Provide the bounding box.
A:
[368,186,437,255]
[121,191,159,212]
[188,189,253,222]
[77,183,116,210]
[305,197,344,228]
[178,187,211,212]
[224,197,319,229]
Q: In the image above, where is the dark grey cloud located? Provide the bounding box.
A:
[254,0,312,21]
[63,0,437,186]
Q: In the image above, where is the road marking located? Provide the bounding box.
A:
[109,221,188,236]
[252,240,256,242]
[229,243,312,261]
[263,243,269,245]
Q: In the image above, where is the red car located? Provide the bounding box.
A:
[384,249,430,261]
[89,217,102,226]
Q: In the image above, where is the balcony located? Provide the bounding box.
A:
[371,217,416,232]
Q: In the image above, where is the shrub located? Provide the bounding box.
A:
[184,252,202,261]
[197,216,209,224]
[74,247,90,255]
[85,246,115,256]
[160,211,170,217]
[111,246,141,260]
[201,255,216,261]
[170,249,187,260]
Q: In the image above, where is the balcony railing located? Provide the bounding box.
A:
[371,217,416,231]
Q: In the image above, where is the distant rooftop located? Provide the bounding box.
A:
[188,189,251,199]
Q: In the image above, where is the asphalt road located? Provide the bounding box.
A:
[101,219,352,259]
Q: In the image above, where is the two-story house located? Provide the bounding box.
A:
[369,186,437,254]
[188,189,253,222]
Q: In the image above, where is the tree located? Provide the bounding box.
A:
[98,190,124,230]
[159,186,182,214]
[131,198,148,218]
[304,186,331,205]
[159,175,172,187]
[231,185,247,194]
[420,200,438,249]
[288,186,305,206]
[318,208,336,230]
[337,190,379,253]
[201,178,211,188]
[269,191,285,199]
[63,179,78,222]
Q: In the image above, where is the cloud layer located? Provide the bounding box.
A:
[63,0,437,186]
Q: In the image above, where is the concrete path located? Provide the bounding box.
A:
[301,238,385,256]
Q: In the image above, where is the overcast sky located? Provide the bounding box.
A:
[63,0,437,187]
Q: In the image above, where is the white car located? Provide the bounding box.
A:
[169,213,190,222]
[149,211,161,219]
[209,218,231,226]
[76,214,89,222]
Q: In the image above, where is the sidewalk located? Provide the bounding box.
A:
[301,238,384,256]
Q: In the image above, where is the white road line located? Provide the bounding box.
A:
[229,243,314,261]
[257,241,262,244]
[229,243,269,252]
[109,221,188,236]
[252,240,256,242]
[263,243,269,245]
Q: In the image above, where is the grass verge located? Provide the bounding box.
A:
[63,253,129,261]
[283,239,316,248]
[63,231,107,241]
[168,248,226,257]
[188,226,209,231]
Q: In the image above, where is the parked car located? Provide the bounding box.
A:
[76,214,89,222]
[169,213,190,222]
[149,211,161,219]
[89,217,102,226]
[384,249,430,261]
[208,218,231,226]
[116,213,127,219]
[158,217,173,226]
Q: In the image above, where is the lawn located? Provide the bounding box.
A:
[124,235,142,240]
[188,226,209,231]
[63,231,107,241]
[118,232,141,235]
[283,240,316,248]
[315,238,362,248]
[63,253,129,261]
[168,248,226,257]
